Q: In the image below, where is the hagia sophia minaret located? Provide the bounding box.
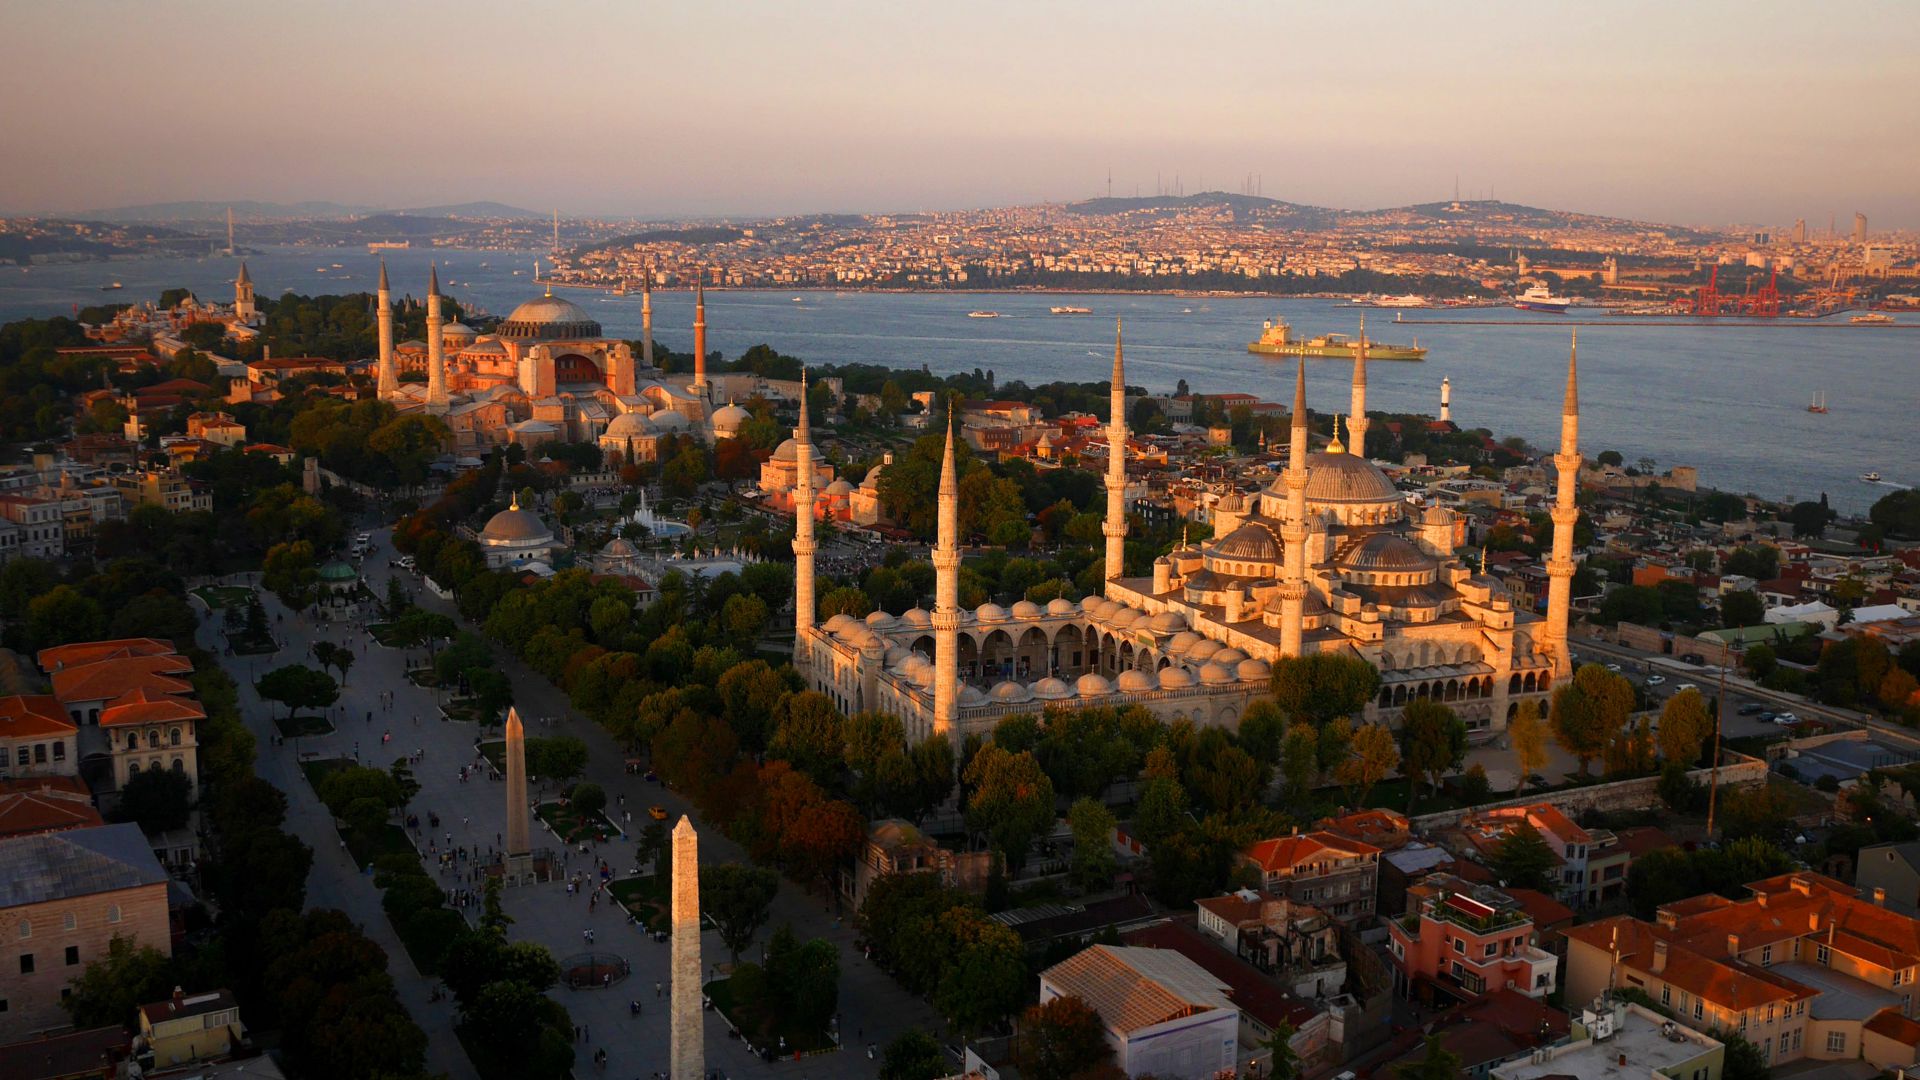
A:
[375,259,397,400]
[1277,362,1311,656]
[931,406,962,737]
[692,273,709,397]
[791,369,818,663]
[1543,334,1581,676]
[640,269,655,370]
[1102,320,1129,586]
[425,264,449,412]
[1348,317,1370,457]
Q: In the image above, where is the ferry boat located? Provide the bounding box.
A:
[1247,318,1426,361]
[1366,293,1430,308]
[367,240,410,251]
[99,282,123,291]
[967,311,1002,319]
[1851,312,1895,325]
[1862,472,1883,483]
[1513,285,1573,313]
[1050,305,1093,315]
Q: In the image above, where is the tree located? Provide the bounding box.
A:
[1658,761,1700,813]
[1551,663,1634,776]
[64,934,174,1027]
[1788,497,1834,538]
[702,864,780,963]
[1743,642,1777,680]
[1490,829,1557,891]
[1870,488,1920,539]
[1721,589,1765,628]
[1509,699,1550,788]
[963,745,1056,872]
[1067,797,1119,891]
[768,691,846,784]
[1263,1019,1300,1080]
[568,782,606,819]
[313,640,356,686]
[256,663,339,719]
[1400,700,1467,813]
[1396,1034,1464,1080]
[1279,723,1320,805]
[935,919,1028,1033]
[1268,653,1382,722]
[1713,1029,1772,1080]
[1133,773,1191,848]
[525,735,588,783]
[1658,688,1712,765]
[113,768,193,834]
[881,1029,949,1080]
[1336,722,1399,807]
[24,585,106,648]
[1016,994,1116,1080]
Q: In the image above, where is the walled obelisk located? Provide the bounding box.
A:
[504,707,531,881]
[669,815,703,1080]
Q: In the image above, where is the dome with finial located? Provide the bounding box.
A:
[478,494,553,547]
[498,295,602,341]
[711,401,751,437]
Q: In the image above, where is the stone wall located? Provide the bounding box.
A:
[1410,752,1769,833]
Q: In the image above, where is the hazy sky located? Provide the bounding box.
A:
[4,0,1917,226]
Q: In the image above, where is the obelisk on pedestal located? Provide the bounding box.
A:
[504,707,532,881]
[669,816,704,1080]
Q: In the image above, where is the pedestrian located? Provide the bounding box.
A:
[655,980,662,998]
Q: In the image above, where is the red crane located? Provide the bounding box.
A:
[1690,265,1724,316]
[1740,266,1782,317]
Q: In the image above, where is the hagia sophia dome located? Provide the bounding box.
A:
[496,294,603,341]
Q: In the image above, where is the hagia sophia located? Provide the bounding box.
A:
[797,325,1584,746]
[372,262,735,457]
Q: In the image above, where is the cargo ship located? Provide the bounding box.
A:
[1050,305,1093,314]
[1247,319,1426,360]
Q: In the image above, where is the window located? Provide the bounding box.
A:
[1661,986,1672,1007]
[51,742,63,761]
[169,728,181,746]
[107,906,120,924]
[1897,969,1906,987]
[61,913,74,931]
[12,748,23,766]
[32,744,45,764]
[1816,944,1830,965]
[1828,1031,1846,1053]
[0,998,6,1012]
[18,953,33,974]
[1485,943,1498,958]
[1779,1033,1790,1054]
[1762,944,1772,965]
[1693,1001,1704,1021]
[63,946,77,966]
[15,921,27,940]
[1797,1001,1806,1016]
[1453,938,1464,954]
[1793,1029,1803,1050]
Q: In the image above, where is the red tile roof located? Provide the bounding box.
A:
[37,638,176,672]
[0,778,104,838]
[1242,831,1379,873]
[0,695,76,739]
[51,653,193,705]
[1865,1009,1920,1047]
[99,687,204,728]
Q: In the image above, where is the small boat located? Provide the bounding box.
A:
[1807,391,1829,414]
[792,296,803,303]
[99,282,123,291]
[1851,312,1895,325]
[330,263,343,269]
[1862,472,1882,483]
[967,311,1001,319]
[1050,305,1092,315]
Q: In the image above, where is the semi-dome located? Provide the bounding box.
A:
[1075,673,1114,696]
[1213,522,1284,562]
[974,602,1009,623]
[1237,658,1271,682]
[498,294,603,341]
[1158,667,1195,689]
[1116,669,1158,693]
[479,497,551,544]
[1198,662,1236,686]
[1032,677,1073,701]
[899,607,932,628]
[1010,600,1044,620]
[650,411,692,430]
[463,339,508,355]
[1341,533,1438,572]
[604,411,654,437]
[1045,597,1080,616]
[989,681,1034,704]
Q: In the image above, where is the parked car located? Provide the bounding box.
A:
[1646,674,1666,685]
[1606,663,1623,673]
[1773,713,1801,725]
[1676,683,1699,693]
[1738,703,1765,715]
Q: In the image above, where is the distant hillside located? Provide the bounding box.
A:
[1066,193,1717,238]
[1064,191,1340,229]
[79,199,376,223]
[396,201,543,220]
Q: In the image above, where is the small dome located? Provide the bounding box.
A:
[317,559,356,582]
[1010,600,1044,619]
[1165,631,1203,657]
[1108,607,1141,628]
[975,602,1008,623]
[883,645,909,666]
[772,438,801,462]
[1032,677,1073,700]
[1212,647,1249,665]
[958,684,988,707]
[861,637,887,656]
[912,666,937,689]
[1158,668,1195,689]
[463,339,508,355]
[825,479,855,496]
[989,681,1034,704]
[1213,521,1284,562]
[650,411,691,430]
[823,613,859,635]
[1341,533,1438,573]
[1148,610,1186,633]
[1187,639,1222,662]
[711,402,751,435]
[1084,597,1115,619]
[479,499,551,544]
[1075,673,1114,696]
[442,321,478,340]
[601,537,638,558]
[1116,669,1158,693]
[1422,502,1453,524]
[864,610,898,631]
[1046,597,1080,616]
[899,607,933,628]
[1198,662,1236,686]
[605,411,654,437]
[1237,658,1271,682]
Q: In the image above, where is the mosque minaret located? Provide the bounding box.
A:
[1347,317,1370,457]
[692,273,709,397]
[425,264,450,412]
[791,369,819,665]
[1543,334,1581,677]
[931,406,963,738]
[640,269,655,369]
[375,259,398,400]
[1102,320,1129,581]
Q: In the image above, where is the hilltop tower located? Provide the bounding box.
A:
[233,262,256,324]
[1543,334,1581,676]
[1102,319,1129,587]
[375,260,397,400]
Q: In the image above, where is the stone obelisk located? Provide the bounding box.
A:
[670,816,703,1080]
[504,707,531,880]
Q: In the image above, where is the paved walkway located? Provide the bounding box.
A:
[211,524,947,1080]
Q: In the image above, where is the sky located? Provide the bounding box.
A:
[3,0,1917,227]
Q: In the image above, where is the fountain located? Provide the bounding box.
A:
[623,489,691,539]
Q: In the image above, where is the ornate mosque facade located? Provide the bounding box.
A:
[372,262,733,457]
[797,325,1585,746]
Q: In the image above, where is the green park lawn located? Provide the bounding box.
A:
[609,874,668,931]
[192,585,253,609]
[274,712,335,737]
[705,975,839,1055]
[535,800,622,844]
[301,757,352,788]
[440,697,494,724]
[368,623,407,647]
